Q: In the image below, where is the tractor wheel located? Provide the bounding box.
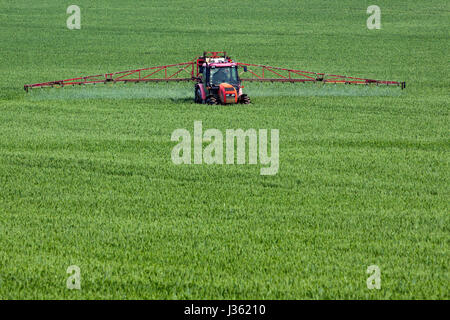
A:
[240,95,251,104]
[194,87,204,104]
[206,96,218,105]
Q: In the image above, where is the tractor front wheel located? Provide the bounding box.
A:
[206,96,218,105]
[239,94,251,104]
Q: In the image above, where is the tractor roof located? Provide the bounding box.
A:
[208,62,237,68]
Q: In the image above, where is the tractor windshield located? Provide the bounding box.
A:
[210,66,238,86]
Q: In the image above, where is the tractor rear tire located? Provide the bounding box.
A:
[194,87,204,104]
[206,96,218,105]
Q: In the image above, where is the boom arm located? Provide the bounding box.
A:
[237,62,405,89]
[24,61,198,92]
[24,53,405,91]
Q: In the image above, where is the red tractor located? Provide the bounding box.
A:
[194,52,251,105]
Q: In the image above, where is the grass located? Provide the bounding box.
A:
[0,0,448,299]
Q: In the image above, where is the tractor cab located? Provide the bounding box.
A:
[209,65,239,87]
[195,52,250,105]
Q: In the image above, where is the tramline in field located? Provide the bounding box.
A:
[24,51,406,104]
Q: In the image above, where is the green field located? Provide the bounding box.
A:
[0,0,448,299]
